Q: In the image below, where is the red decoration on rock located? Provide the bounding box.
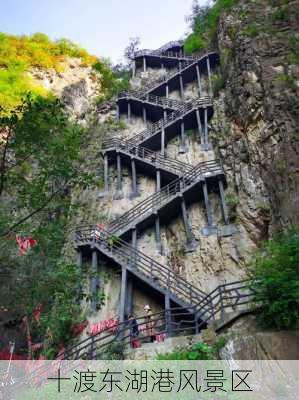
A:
[71,321,88,336]
[89,318,118,335]
[16,235,37,255]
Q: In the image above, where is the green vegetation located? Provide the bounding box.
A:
[225,191,239,208]
[156,337,227,360]
[275,72,296,89]
[250,230,299,330]
[286,35,299,64]
[102,342,126,359]
[0,31,127,357]
[242,23,260,38]
[184,0,239,54]
[0,32,98,116]
[212,74,225,95]
[272,4,290,22]
[94,60,131,104]
[0,95,94,357]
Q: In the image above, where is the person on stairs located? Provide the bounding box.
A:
[143,304,155,342]
[127,314,139,348]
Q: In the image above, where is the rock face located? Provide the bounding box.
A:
[61,1,298,352]
[219,314,299,360]
[28,57,101,119]
[213,0,299,237]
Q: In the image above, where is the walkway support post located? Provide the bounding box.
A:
[155,213,162,253]
[196,64,202,97]
[206,57,213,97]
[104,153,109,194]
[180,192,196,251]
[156,169,161,191]
[130,157,138,198]
[165,294,172,337]
[179,119,187,153]
[76,249,82,297]
[91,249,98,312]
[165,84,169,98]
[143,56,147,72]
[218,179,229,225]
[114,152,123,199]
[143,105,147,124]
[203,181,213,226]
[126,277,133,316]
[163,108,167,122]
[127,102,131,123]
[196,109,204,145]
[131,227,137,267]
[132,60,136,78]
[204,108,208,144]
[161,127,165,157]
[119,266,127,324]
[201,181,218,236]
[179,74,184,100]
[200,107,211,150]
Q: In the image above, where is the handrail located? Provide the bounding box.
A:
[102,138,193,177]
[134,40,209,61]
[75,226,207,305]
[107,160,223,235]
[118,90,187,110]
[119,96,212,149]
[68,46,228,362]
[61,279,254,360]
[136,52,218,96]
[10,280,252,391]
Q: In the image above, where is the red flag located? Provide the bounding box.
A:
[16,235,37,255]
[32,303,43,322]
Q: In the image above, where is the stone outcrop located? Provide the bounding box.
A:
[28,57,101,118]
[213,0,299,237]
[219,314,299,360]
[59,0,298,356]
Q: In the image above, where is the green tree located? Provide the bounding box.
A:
[249,230,299,329]
[0,95,93,357]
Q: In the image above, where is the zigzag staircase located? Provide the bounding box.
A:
[107,160,224,239]
[58,280,253,360]
[76,42,229,329]
[75,226,206,310]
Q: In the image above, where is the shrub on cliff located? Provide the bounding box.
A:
[250,229,299,330]
[184,0,239,53]
[0,32,116,116]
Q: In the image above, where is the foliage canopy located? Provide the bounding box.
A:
[250,230,299,330]
[0,95,93,357]
[0,32,98,116]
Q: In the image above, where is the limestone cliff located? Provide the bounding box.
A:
[213,0,299,239]
[60,1,298,341]
[28,57,101,119]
